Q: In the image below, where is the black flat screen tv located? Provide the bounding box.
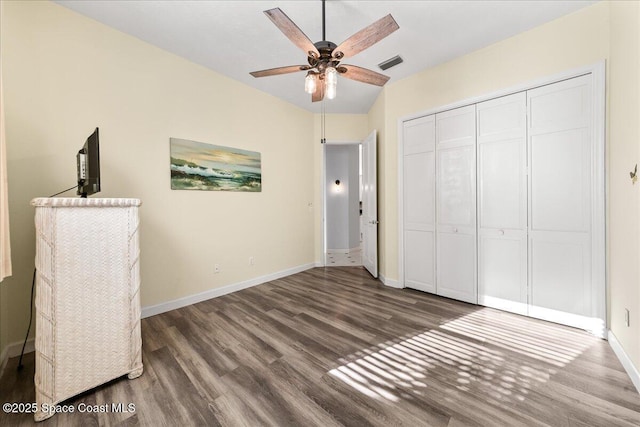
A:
[76,128,101,198]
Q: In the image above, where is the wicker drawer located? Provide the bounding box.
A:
[31,198,143,422]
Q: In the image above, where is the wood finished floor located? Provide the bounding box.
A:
[1,266,639,426]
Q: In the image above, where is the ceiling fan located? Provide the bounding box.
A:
[250,0,399,102]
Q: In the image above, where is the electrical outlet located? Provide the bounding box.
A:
[214,264,220,274]
[625,309,630,327]
[249,257,255,266]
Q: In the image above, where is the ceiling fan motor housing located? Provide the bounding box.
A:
[309,41,341,71]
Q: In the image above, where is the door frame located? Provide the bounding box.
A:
[397,61,606,333]
[321,139,362,267]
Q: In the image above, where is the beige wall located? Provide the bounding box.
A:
[609,0,640,372]
[312,114,368,263]
[0,1,316,353]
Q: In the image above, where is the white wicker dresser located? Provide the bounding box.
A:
[31,198,143,422]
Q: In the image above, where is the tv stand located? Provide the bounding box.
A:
[30,197,143,422]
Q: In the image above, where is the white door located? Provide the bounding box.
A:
[436,105,477,304]
[477,92,528,315]
[362,130,378,278]
[528,75,595,328]
[403,115,436,292]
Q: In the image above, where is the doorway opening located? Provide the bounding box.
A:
[323,143,362,267]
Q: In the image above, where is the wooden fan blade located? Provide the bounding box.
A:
[333,14,399,59]
[250,65,310,78]
[264,8,320,58]
[338,65,390,86]
[312,75,324,102]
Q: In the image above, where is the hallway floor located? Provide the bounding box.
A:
[326,247,362,266]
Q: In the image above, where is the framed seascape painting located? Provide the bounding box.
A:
[170,138,262,192]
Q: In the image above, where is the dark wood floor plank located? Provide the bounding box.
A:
[1,266,639,426]
[162,325,227,401]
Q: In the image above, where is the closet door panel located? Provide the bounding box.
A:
[436,105,476,304]
[437,233,476,302]
[405,152,435,229]
[403,115,435,292]
[437,108,476,147]
[478,233,527,313]
[479,140,525,229]
[530,128,590,232]
[528,75,593,324]
[404,116,436,155]
[477,93,527,314]
[437,146,475,228]
[530,233,590,317]
[405,230,435,292]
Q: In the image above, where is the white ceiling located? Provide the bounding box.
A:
[54,0,597,114]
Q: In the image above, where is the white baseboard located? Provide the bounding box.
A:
[379,273,402,289]
[608,330,640,394]
[0,338,35,378]
[141,263,316,318]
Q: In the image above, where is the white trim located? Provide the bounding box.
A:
[0,338,35,376]
[141,263,315,318]
[591,62,607,329]
[397,117,405,288]
[608,330,640,394]
[379,273,402,289]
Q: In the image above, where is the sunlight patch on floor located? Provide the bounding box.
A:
[439,310,597,367]
[328,308,596,403]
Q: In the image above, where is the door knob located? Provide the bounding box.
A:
[453,227,458,233]
[499,229,505,235]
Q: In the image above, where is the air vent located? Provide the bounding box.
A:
[378,55,403,71]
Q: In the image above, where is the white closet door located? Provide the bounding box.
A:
[528,75,593,327]
[403,115,436,292]
[477,93,528,315]
[436,105,477,304]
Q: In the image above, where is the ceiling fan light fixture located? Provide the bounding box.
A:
[325,66,338,99]
[325,66,338,86]
[305,73,317,94]
[326,79,337,100]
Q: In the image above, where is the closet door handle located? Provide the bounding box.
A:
[499,229,505,235]
[453,227,458,233]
